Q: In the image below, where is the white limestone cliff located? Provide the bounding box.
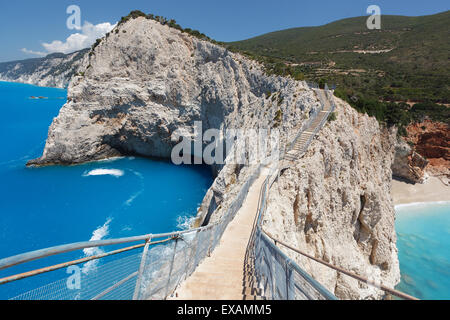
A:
[263,98,400,299]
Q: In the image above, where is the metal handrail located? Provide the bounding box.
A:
[250,166,338,299]
[0,225,216,272]
[0,235,150,271]
[263,231,418,301]
[0,238,172,286]
[256,229,338,300]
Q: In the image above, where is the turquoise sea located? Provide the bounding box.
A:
[0,81,212,299]
[395,202,450,300]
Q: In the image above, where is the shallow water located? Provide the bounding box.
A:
[0,81,212,299]
[395,202,450,300]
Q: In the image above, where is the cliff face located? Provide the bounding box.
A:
[392,139,428,184]
[28,16,400,299]
[28,17,321,167]
[263,98,400,300]
[406,121,450,184]
[0,50,87,88]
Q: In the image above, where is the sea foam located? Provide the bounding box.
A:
[83,169,124,178]
[395,201,450,210]
[82,217,112,274]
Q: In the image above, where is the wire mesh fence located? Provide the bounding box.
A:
[137,166,262,300]
[10,251,141,300]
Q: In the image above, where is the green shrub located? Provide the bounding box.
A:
[277,96,284,106]
[332,89,450,136]
[328,112,337,122]
[116,10,217,44]
[91,38,102,50]
[274,109,283,122]
[410,102,450,124]
[318,78,326,89]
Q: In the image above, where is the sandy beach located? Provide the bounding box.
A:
[392,176,450,205]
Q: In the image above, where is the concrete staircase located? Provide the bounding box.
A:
[282,90,333,166]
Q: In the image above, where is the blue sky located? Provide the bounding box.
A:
[0,0,448,62]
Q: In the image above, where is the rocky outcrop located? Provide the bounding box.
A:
[27,17,320,168]
[392,139,428,184]
[28,16,401,300]
[0,50,87,88]
[406,121,450,183]
[263,98,400,299]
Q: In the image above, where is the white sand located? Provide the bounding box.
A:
[392,176,450,205]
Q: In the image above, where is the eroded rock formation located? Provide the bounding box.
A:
[27,17,319,167]
[392,139,428,183]
[406,121,450,184]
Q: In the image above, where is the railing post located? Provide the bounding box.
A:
[254,228,262,294]
[133,236,152,300]
[207,227,214,257]
[271,250,277,300]
[285,259,293,300]
[183,236,190,282]
[164,237,179,299]
[192,229,201,271]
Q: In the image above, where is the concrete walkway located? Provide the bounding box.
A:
[171,173,267,300]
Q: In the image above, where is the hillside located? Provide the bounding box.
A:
[0,49,88,88]
[228,11,450,105]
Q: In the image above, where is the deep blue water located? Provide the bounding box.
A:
[395,202,450,300]
[0,81,212,299]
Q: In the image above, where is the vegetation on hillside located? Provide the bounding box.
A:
[227,11,450,134]
[117,10,223,45]
[0,49,89,82]
[334,89,449,135]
